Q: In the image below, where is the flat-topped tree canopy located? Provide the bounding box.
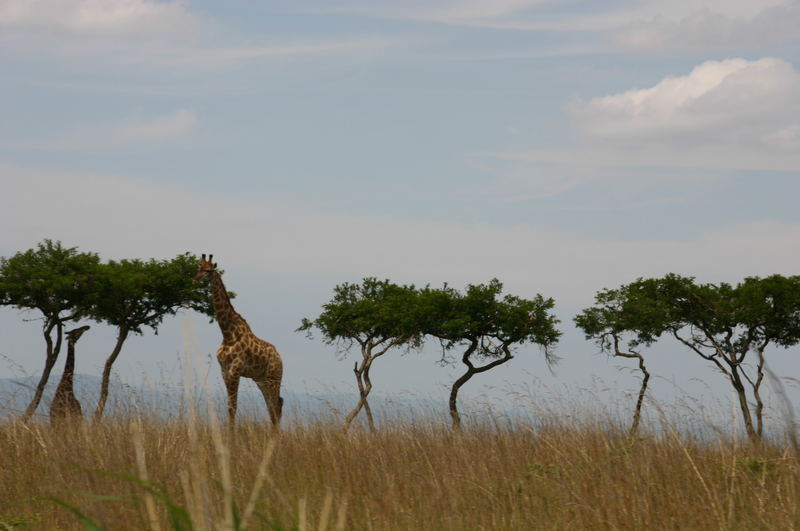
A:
[421,279,560,361]
[299,277,423,351]
[90,253,215,334]
[0,239,99,319]
[574,276,681,353]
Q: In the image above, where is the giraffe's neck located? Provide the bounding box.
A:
[210,271,250,341]
[61,340,77,387]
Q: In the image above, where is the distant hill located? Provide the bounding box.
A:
[0,374,134,420]
[0,375,452,425]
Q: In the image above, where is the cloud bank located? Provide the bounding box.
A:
[570,57,800,149]
[612,2,800,51]
[0,0,196,35]
[3,166,799,308]
[2,110,198,150]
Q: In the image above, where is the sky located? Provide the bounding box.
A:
[1,0,800,424]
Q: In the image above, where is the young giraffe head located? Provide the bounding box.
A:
[66,325,91,344]
[194,253,218,285]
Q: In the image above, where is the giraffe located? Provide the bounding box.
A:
[195,254,283,427]
[49,325,90,424]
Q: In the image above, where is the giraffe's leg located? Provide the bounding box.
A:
[222,370,240,425]
[256,380,282,427]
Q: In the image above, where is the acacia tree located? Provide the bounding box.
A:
[574,282,671,435]
[583,274,800,442]
[422,279,561,431]
[299,278,423,431]
[0,240,99,420]
[666,274,800,441]
[89,253,214,421]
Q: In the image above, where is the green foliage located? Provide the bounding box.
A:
[421,279,561,361]
[301,277,560,362]
[35,497,103,530]
[577,273,800,356]
[0,239,99,321]
[0,511,42,529]
[89,253,214,335]
[739,456,780,479]
[299,277,423,351]
[574,273,692,351]
[736,275,800,348]
[39,462,294,531]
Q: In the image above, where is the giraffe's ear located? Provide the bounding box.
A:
[213,262,218,268]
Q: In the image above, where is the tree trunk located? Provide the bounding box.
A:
[449,369,475,432]
[629,354,650,436]
[449,340,512,432]
[730,366,758,442]
[22,320,63,421]
[610,335,650,436]
[361,357,377,431]
[93,325,129,423]
[344,359,374,432]
[753,347,766,438]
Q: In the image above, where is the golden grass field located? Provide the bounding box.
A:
[1,409,799,530]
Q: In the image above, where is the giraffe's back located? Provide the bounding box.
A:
[218,335,282,382]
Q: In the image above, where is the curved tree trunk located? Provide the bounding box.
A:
[449,368,475,432]
[673,331,759,443]
[344,361,370,432]
[730,365,758,442]
[343,340,393,432]
[361,358,376,431]
[449,340,512,432]
[22,320,63,421]
[752,347,767,438]
[344,354,380,432]
[93,325,129,423]
[611,335,650,436]
[628,355,650,436]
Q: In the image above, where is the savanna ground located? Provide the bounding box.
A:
[2,401,800,530]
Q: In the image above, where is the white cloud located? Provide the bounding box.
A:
[2,165,799,308]
[478,58,800,202]
[611,1,800,51]
[0,0,196,35]
[306,0,800,54]
[569,58,800,149]
[470,153,728,203]
[4,109,198,150]
[83,109,197,146]
[0,1,396,71]
[152,37,404,68]
[763,123,800,151]
[308,0,553,23]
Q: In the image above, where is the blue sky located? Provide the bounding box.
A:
[2,0,800,422]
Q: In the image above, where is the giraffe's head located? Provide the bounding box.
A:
[66,325,91,344]
[194,253,218,285]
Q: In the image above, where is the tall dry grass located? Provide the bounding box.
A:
[1,411,799,530]
[3,317,798,529]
